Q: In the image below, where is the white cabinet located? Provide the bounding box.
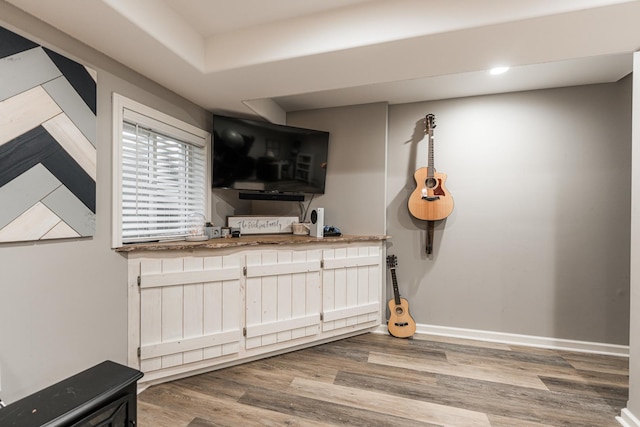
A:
[321,246,381,333]
[130,253,243,383]
[244,249,322,350]
[126,239,383,386]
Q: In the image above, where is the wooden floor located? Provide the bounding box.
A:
[137,333,628,427]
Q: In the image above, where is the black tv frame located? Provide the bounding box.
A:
[212,114,329,197]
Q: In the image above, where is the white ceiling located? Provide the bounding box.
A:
[4,0,640,119]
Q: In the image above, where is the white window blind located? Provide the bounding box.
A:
[121,120,206,243]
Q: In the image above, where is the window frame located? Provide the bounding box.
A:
[112,93,211,248]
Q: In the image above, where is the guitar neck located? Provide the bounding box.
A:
[390,268,401,305]
[427,131,435,178]
[425,113,436,178]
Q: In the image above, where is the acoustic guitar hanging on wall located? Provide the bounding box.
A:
[408,114,453,254]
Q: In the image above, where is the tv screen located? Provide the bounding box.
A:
[212,114,329,195]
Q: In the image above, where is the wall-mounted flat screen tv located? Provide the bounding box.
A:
[212,114,330,196]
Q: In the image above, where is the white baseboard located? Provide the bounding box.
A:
[618,408,640,427]
[374,323,629,356]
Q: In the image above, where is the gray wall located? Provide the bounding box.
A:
[387,80,632,345]
[0,3,211,402]
[287,103,388,235]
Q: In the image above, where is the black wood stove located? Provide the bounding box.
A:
[0,360,143,426]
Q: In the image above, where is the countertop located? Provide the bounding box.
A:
[115,234,389,253]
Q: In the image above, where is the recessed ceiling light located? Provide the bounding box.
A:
[489,66,510,75]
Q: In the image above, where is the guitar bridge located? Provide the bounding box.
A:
[394,322,409,327]
[422,195,440,201]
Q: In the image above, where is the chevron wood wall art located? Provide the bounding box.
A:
[0,26,96,243]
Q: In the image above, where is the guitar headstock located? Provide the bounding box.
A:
[386,255,397,269]
[425,114,436,133]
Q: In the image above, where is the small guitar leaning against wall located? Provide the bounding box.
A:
[407,114,454,254]
[387,255,416,338]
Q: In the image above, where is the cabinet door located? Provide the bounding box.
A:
[322,246,381,332]
[245,249,322,350]
[138,254,242,373]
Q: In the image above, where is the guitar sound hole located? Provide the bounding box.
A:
[395,307,404,315]
[425,177,438,189]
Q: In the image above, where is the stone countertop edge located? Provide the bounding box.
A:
[114,234,390,253]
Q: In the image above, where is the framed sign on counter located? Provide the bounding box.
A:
[227,216,298,235]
